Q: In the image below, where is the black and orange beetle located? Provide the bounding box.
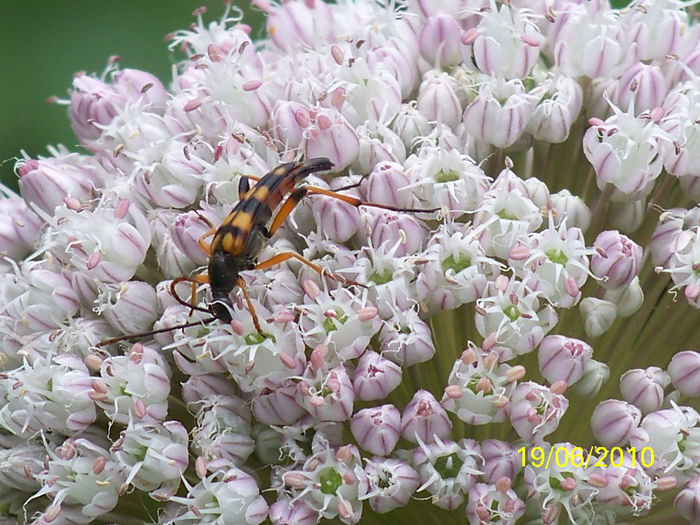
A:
[97,157,438,346]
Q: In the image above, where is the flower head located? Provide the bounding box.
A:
[3,1,700,523]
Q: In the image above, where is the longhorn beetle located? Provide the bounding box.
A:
[97,157,439,347]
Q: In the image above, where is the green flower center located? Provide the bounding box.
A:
[546,248,568,265]
[319,467,343,495]
[466,375,483,394]
[370,269,394,285]
[245,332,275,344]
[377,470,392,489]
[435,169,459,183]
[434,453,463,479]
[442,254,472,273]
[503,304,520,321]
[322,310,349,333]
[497,208,518,220]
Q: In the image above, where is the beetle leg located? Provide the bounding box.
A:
[197,228,217,257]
[236,276,264,336]
[171,274,211,316]
[268,187,308,236]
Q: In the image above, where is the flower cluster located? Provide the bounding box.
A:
[2,0,700,523]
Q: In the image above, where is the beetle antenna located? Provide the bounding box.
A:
[95,317,217,348]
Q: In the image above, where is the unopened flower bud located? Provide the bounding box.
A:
[419,12,462,67]
[304,110,359,170]
[603,276,644,318]
[579,297,617,338]
[668,351,700,397]
[171,210,214,266]
[311,196,359,243]
[570,359,610,398]
[352,351,402,401]
[591,400,642,446]
[620,367,669,414]
[614,62,667,113]
[417,71,462,129]
[252,385,306,425]
[17,154,102,215]
[401,390,452,444]
[549,190,591,233]
[369,210,426,256]
[675,475,700,523]
[351,404,401,456]
[97,281,159,335]
[269,498,318,525]
[591,230,642,289]
[480,440,521,483]
[538,335,592,386]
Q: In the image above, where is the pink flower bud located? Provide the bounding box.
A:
[171,210,215,266]
[251,385,305,425]
[369,210,426,256]
[0,193,43,265]
[351,404,401,456]
[591,400,642,446]
[591,230,642,289]
[419,12,462,67]
[98,281,159,335]
[70,68,166,147]
[269,498,318,525]
[400,390,452,444]
[365,162,420,210]
[620,367,669,413]
[17,155,102,215]
[266,0,334,51]
[538,335,592,386]
[417,71,462,129]
[310,196,359,243]
[367,45,418,100]
[480,440,521,484]
[526,75,582,144]
[69,74,125,143]
[304,110,359,170]
[463,79,543,148]
[668,351,700,397]
[614,62,667,113]
[675,475,700,523]
[270,100,309,149]
[352,351,402,401]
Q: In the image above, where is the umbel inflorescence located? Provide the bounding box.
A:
[2,0,700,523]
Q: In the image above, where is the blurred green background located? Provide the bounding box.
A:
[0,1,263,191]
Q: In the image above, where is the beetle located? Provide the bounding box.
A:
[97,157,438,347]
